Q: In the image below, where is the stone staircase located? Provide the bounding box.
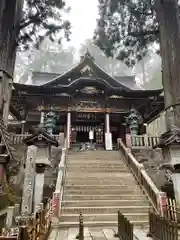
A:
[59,150,151,227]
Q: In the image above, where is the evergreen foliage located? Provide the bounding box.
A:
[19,0,71,49]
[94,0,161,66]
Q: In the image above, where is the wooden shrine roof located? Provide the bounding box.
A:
[14,51,163,98]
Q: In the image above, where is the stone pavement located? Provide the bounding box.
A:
[48,227,151,240]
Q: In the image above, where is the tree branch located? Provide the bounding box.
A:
[19,13,40,30]
[129,29,159,37]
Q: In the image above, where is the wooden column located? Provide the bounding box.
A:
[40,111,45,124]
[105,110,112,150]
[105,112,110,133]
[66,110,71,149]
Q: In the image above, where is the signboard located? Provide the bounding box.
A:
[89,130,94,140]
[36,105,119,113]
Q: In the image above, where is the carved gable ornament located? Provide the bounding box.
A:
[80,86,101,95]
[80,65,95,76]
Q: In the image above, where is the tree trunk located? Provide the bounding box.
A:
[155,0,180,129]
[0,0,24,122]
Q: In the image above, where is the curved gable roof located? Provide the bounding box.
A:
[41,52,132,91]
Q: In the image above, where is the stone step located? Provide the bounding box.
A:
[65,180,137,185]
[67,157,120,160]
[66,173,133,177]
[66,163,127,168]
[62,206,150,214]
[67,155,121,158]
[64,188,142,195]
[68,151,118,155]
[66,168,129,173]
[63,194,147,201]
[67,158,122,162]
[57,220,149,228]
[62,200,149,207]
[64,185,141,190]
[59,213,149,223]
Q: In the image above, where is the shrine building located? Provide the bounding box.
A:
[10,51,164,149]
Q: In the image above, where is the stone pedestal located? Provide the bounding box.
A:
[105,132,112,150]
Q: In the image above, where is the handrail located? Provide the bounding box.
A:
[53,138,68,217]
[117,138,160,212]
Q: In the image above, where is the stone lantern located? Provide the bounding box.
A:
[23,126,58,211]
[44,108,56,135]
[154,126,180,206]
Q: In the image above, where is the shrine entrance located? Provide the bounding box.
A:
[71,112,105,145]
[71,123,104,144]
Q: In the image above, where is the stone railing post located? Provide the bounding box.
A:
[156,191,168,217]
[144,134,149,147]
[5,206,15,229]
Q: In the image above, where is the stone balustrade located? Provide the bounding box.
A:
[131,134,160,148]
[146,111,167,136]
[52,138,67,217]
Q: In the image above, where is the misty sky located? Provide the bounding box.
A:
[66,0,98,48]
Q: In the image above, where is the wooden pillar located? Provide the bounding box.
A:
[66,110,71,149]
[105,112,110,133]
[105,110,112,150]
[40,111,45,124]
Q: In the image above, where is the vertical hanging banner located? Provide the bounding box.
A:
[89,130,94,140]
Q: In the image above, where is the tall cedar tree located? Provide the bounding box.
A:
[94,0,164,67]
[95,0,180,129]
[0,0,71,75]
